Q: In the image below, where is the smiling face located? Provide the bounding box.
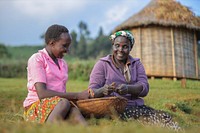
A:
[112,36,131,62]
[51,32,72,58]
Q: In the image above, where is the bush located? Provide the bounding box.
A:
[0,59,95,81]
[0,61,27,78]
[68,60,95,81]
[0,43,11,58]
[176,102,192,114]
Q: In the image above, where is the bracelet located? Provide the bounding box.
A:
[88,88,95,98]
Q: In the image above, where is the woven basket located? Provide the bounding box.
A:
[76,96,128,118]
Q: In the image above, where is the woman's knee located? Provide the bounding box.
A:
[57,99,71,112]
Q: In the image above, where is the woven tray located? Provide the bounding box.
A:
[76,96,128,118]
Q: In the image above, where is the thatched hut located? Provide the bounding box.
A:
[114,0,200,80]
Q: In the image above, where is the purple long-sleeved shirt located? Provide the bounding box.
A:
[89,55,149,106]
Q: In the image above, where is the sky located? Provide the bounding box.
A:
[0,0,200,46]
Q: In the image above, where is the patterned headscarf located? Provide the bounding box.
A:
[110,30,135,47]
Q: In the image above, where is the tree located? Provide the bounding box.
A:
[0,44,11,59]
[0,43,11,58]
[69,30,78,56]
[76,21,92,59]
[78,21,90,39]
[40,33,45,40]
[77,35,87,59]
[98,26,104,37]
[87,27,111,58]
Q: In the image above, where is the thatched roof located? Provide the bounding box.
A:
[114,0,200,31]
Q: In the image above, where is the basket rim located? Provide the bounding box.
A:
[77,96,128,104]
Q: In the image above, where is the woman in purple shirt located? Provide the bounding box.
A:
[88,31,180,131]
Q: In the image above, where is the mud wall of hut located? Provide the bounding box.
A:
[130,26,199,79]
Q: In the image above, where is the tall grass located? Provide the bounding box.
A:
[0,78,200,133]
[0,59,95,80]
[7,45,43,60]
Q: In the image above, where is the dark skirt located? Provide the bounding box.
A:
[119,105,181,131]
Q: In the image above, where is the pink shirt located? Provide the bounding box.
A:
[23,48,68,107]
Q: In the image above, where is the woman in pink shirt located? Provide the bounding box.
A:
[23,24,88,124]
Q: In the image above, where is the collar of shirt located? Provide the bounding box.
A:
[101,55,137,83]
[38,48,62,65]
[100,54,139,65]
[111,55,131,83]
[111,54,131,69]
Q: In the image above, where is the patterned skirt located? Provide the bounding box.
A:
[24,96,61,123]
[119,105,181,131]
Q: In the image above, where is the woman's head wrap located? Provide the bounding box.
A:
[110,30,135,47]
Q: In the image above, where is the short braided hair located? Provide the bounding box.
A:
[45,24,69,44]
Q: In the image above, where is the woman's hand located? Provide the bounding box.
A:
[93,82,116,98]
[116,84,143,96]
[116,84,129,95]
[102,84,115,96]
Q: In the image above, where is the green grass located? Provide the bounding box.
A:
[0,78,200,133]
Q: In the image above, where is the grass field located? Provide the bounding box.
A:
[0,78,200,133]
